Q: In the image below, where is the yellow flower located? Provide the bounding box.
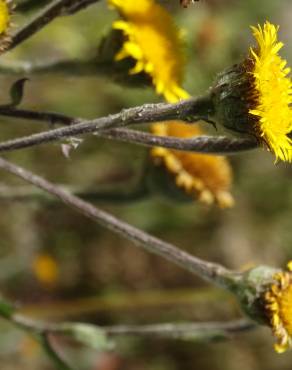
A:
[212,22,292,162]
[264,262,292,353]
[151,121,234,207]
[0,0,12,51]
[108,0,234,206]
[248,22,292,162]
[108,0,189,102]
[32,253,59,288]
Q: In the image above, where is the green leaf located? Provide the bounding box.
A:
[9,78,29,107]
[62,323,114,351]
[0,298,15,319]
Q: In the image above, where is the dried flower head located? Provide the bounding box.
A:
[108,0,189,102]
[151,121,234,207]
[0,0,13,52]
[212,22,292,162]
[264,262,292,353]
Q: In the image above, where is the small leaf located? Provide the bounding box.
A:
[61,137,83,159]
[62,323,114,351]
[61,144,72,159]
[9,78,29,107]
[0,298,15,319]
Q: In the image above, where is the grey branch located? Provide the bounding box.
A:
[0,157,242,289]
[8,0,101,52]
[0,182,149,203]
[98,128,258,154]
[104,319,255,340]
[0,98,258,154]
[0,59,151,87]
[13,313,255,341]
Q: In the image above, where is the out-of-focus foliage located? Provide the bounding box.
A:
[0,0,291,369]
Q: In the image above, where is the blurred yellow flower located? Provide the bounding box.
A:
[32,253,59,288]
[249,22,292,162]
[0,0,12,51]
[108,0,188,102]
[264,262,292,353]
[151,121,234,208]
[108,0,233,206]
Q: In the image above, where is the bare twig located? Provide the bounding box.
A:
[9,0,75,51]
[63,0,102,15]
[13,313,254,341]
[0,59,151,87]
[0,182,149,203]
[0,59,123,76]
[0,106,78,125]
[20,288,227,318]
[39,334,73,370]
[0,157,242,289]
[0,99,258,154]
[16,0,99,14]
[2,295,254,365]
[103,319,255,340]
[98,128,258,154]
[0,293,254,364]
[8,0,101,52]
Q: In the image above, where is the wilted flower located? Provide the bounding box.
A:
[107,0,188,102]
[212,22,292,162]
[151,121,234,208]
[108,0,234,206]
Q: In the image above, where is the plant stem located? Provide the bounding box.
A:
[8,0,101,52]
[0,156,241,289]
[39,334,73,370]
[0,98,257,154]
[13,313,254,341]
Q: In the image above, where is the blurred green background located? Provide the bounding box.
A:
[0,0,292,369]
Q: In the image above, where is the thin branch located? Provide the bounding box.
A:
[0,60,115,76]
[104,319,255,340]
[98,128,258,154]
[13,313,255,341]
[62,0,103,15]
[16,0,100,14]
[0,294,254,362]
[9,0,74,51]
[0,182,149,203]
[0,107,76,125]
[8,0,101,52]
[0,59,151,87]
[0,98,258,154]
[20,288,227,319]
[39,334,73,370]
[16,0,51,13]
[0,156,242,289]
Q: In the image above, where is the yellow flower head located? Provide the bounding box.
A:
[32,253,59,288]
[264,262,292,353]
[108,0,189,102]
[151,121,234,208]
[248,22,292,162]
[212,21,292,162]
[0,0,13,51]
[108,0,234,206]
